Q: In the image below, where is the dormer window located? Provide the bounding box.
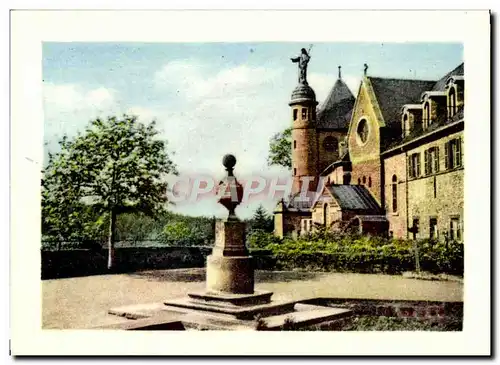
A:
[446,76,464,117]
[423,102,431,128]
[403,113,409,137]
[401,105,422,136]
[448,87,457,117]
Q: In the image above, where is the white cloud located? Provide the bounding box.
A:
[154,60,283,103]
[343,75,362,96]
[44,83,116,112]
[126,106,158,122]
[85,87,115,107]
[149,61,290,176]
[43,83,120,154]
[309,72,361,108]
[308,73,336,106]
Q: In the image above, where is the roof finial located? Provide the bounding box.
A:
[338,65,342,79]
[364,63,368,76]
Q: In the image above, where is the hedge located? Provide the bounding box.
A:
[251,232,463,276]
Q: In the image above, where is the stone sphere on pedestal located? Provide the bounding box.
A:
[206,154,254,295]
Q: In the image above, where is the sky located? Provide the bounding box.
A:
[42,42,463,218]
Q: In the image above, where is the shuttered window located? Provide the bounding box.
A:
[445,137,463,170]
[409,153,421,178]
[416,154,421,176]
[424,150,429,175]
[434,148,440,173]
[425,147,440,175]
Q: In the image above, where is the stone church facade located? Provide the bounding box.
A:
[274,62,464,242]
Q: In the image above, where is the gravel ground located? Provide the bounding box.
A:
[42,269,463,329]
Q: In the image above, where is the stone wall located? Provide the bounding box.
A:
[383,153,408,238]
[41,247,274,279]
[350,159,382,204]
[406,130,464,241]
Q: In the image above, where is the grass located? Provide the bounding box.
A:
[272,315,462,331]
[341,316,462,331]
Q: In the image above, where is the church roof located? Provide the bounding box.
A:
[316,79,355,130]
[379,62,465,152]
[368,62,464,130]
[369,77,436,128]
[286,192,314,211]
[326,185,382,213]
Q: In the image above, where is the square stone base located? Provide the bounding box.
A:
[107,300,353,331]
[187,290,273,307]
[164,295,296,321]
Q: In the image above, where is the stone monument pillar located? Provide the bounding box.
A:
[164,154,274,313]
[206,154,254,294]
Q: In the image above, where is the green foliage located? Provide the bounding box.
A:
[115,212,161,243]
[42,115,178,265]
[248,205,274,233]
[267,127,292,169]
[161,212,216,246]
[42,200,109,244]
[249,231,463,276]
[247,229,282,249]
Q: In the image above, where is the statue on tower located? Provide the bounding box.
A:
[291,47,311,85]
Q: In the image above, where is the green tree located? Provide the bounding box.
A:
[251,204,273,233]
[42,115,177,268]
[267,127,292,169]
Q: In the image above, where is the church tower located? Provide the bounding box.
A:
[290,82,319,194]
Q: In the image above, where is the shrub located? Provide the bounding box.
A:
[247,230,282,249]
[261,232,463,276]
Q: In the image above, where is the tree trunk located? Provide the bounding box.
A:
[107,208,117,270]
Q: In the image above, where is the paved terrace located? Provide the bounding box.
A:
[42,269,463,329]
